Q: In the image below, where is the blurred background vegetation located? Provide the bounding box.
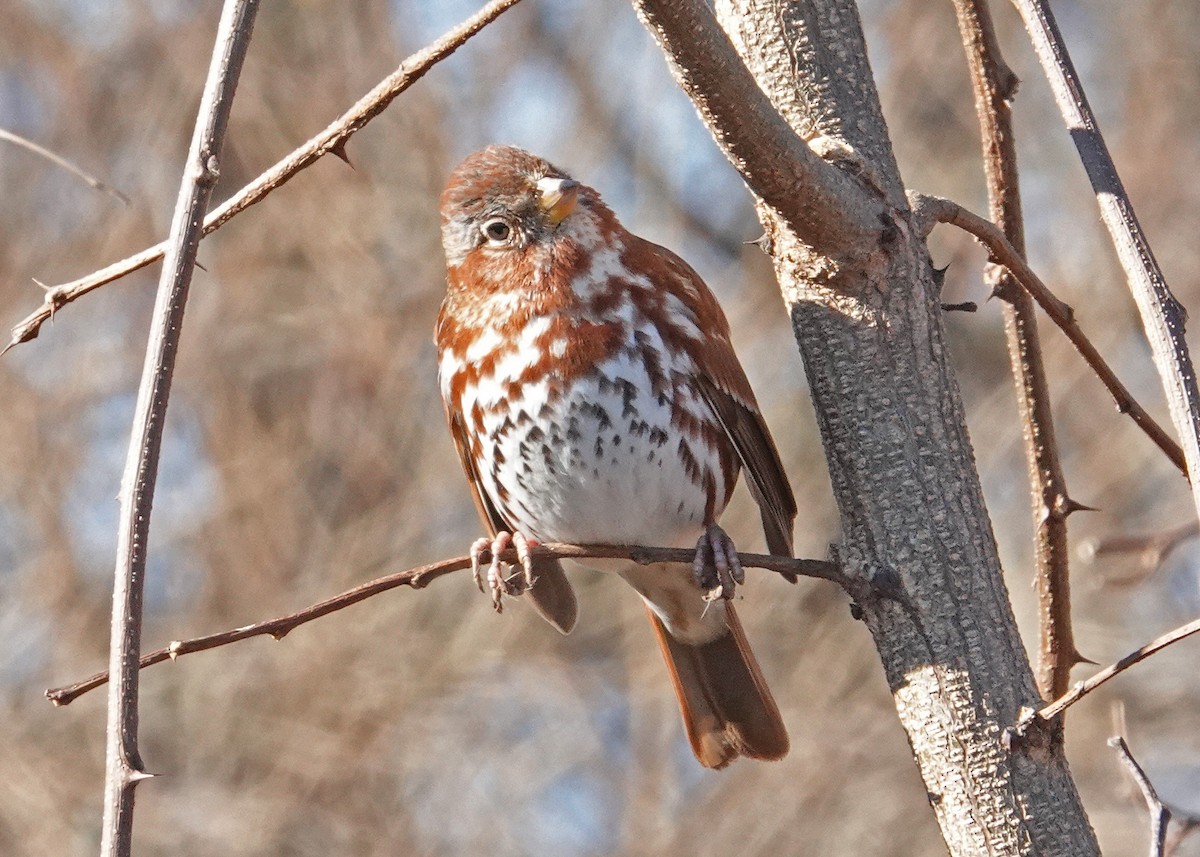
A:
[1,0,1198,853]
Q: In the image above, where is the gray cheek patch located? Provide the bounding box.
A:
[442,215,482,267]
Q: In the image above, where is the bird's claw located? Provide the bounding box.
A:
[468,531,541,613]
[692,524,743,602]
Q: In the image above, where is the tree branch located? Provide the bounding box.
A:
[3,0,524,353]
[1011,0,1200,524]
[47,543,843,707]
[629,0,885,256]
[1030,615,1200,723]
[0,128,129,205]
[1110,734,1171,857]
[911,192,1188,476]
[100,3,259,855]
[950,0,1082,703]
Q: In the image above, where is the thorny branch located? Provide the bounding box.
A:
[100,2,259,856]
[47,543,844,707]
[910,192,1188,476]
[4,0,525,353]
[951,0,1082,702]
[1012,0,1200,526]
[1031,615,1200,724]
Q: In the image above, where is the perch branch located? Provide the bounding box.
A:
[1012,0,1200,523]
[951,0,1082,703]
[910,192,1187,476]
[100,2,259,856]
[3,0,524,353]
[0,128,129,204]
[47,543,843,707]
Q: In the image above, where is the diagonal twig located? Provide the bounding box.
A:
[46,542,844,707]
[1033,615,1200,723]
[951,0,1084,703]
[1011,0,1200,525]
[909,192,1187,476]
[0,128,130,205]
[1110,734,1171,857]
[3,0,524,354]
[100,3,259,856]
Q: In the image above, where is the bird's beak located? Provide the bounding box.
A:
[536,177,580,226]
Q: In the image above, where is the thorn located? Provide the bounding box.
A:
[330,141,354,169]
[195,259,208,273]
[128,769,157,783]
[745,233,772,255]
[931,263,950,291]
[0,339,16,357]
[941,301,977,313]
[168,641,183,661]
[1072,649,1099,667]
[1063,498,1099,516]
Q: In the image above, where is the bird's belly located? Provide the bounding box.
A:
[475,369,720,548]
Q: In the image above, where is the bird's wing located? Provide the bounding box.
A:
[640,237,798,560]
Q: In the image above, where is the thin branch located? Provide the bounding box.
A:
[100,3,259,856]
[1033,616,1200,722]
[630,0,885,255]
[47,543,844,707]
[1082,521,1199,583]
[951,0,1082,702]
[0,128,130,205]
[910,192,1188,476]
[1011,0,1200,525]
[3,0,524,354]
[1109,735,1170,857]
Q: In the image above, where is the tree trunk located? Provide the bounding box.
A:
[636,1,1102,854]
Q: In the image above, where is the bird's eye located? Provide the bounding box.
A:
[481,219,512,243]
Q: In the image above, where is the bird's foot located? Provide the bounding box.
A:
[469,531,540,613]
[692,524,744,602]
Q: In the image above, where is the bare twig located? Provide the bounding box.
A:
[0,128,130,205]
[1011,0,1200,524]
[630,0,885,255]
[1033,616,1200,723]
[100,3,259,856]
[1110,734,1171,857]
[951,0,1082,702]
[1081,521,1199,584]
[910,192,1188,476]
[47,542,844,707]
[3,0,524,353]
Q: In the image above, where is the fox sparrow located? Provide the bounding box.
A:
[435,145,796,768]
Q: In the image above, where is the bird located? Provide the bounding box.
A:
[434,145,797,769]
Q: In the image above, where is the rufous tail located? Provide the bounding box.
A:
[647,604,789,769]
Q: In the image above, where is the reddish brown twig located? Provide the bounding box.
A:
[46,543,842,707]
[4,0,524,354]
[1032,616,1200,724]
[951,0,1084,703]
[910,193,1187,477]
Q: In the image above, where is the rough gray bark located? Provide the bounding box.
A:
[635,1,1101,854]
